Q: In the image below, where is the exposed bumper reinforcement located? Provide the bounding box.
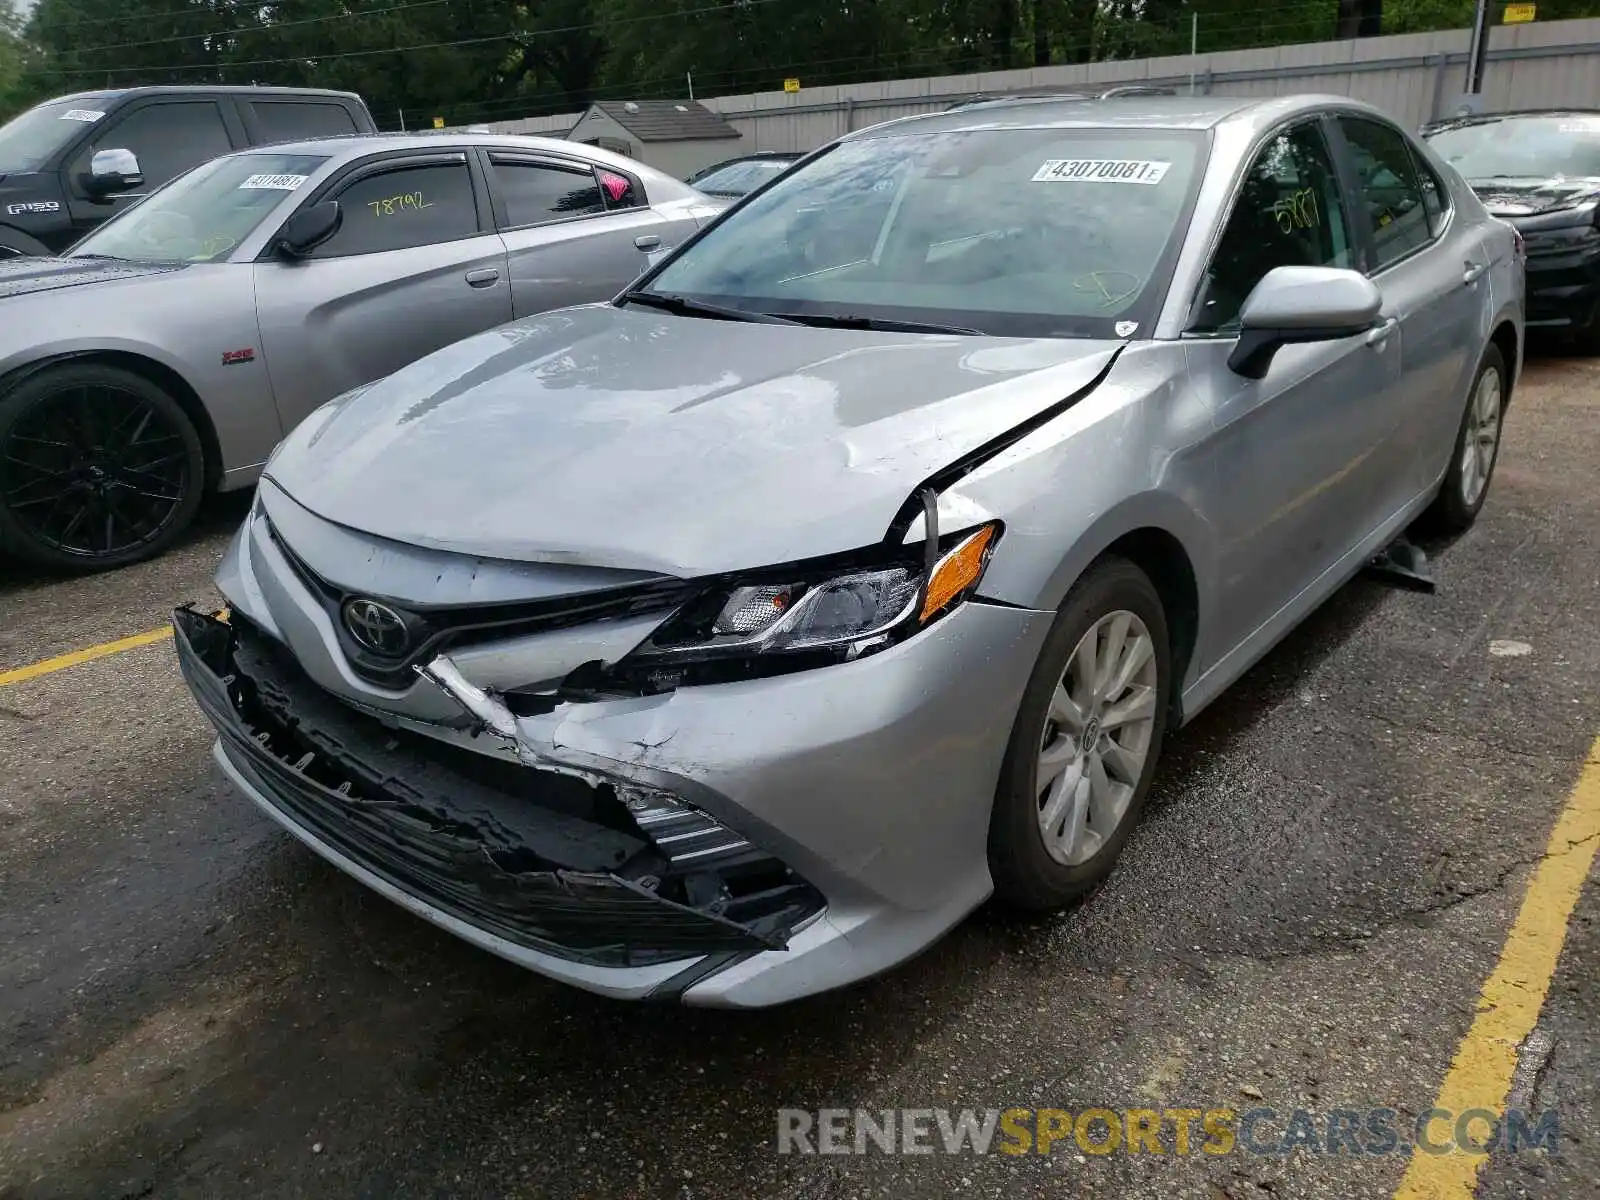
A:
[174,606,822,971]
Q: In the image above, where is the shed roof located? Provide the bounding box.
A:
[586,99,741,143]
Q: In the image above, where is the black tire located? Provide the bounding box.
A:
[987,556,1173,911]
[0,362,205,573]
[1419,343,1507,536]
[0,227,51,258]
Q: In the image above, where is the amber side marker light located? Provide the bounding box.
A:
[920,524,998,622]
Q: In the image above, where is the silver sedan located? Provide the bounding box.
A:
[177,94,1523,1007]
[0,134,723,571]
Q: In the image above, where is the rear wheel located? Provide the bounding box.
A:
[0,363,205,572]
[988,557,1172,910]
[1420,343,1506,536]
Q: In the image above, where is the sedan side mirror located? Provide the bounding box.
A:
[83,148,144,199]
[1227,266,1383,379]
[275,201,342,259]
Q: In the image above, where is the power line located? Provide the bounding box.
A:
[435,4,1350,123]
[32,0,794,75]
[63,0,453,56]
[28,0,329,38]
[35,0,1346,78]
[26,0,1380,129]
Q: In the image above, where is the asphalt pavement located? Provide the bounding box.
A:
[0,352,1597,1200]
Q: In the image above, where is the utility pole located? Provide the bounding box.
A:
[1464,0,1492,93]
[1188,13,1198,96]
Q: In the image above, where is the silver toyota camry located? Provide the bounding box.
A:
[0,134,722,571]
[176,94,1523,1007]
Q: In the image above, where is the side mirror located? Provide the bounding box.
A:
[1226,266,1383,379]
[275,201,342,259]
[83,148,143,198]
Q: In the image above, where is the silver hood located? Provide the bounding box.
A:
[263,303,1120,577]
[0,255,188,301]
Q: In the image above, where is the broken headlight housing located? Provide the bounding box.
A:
[606,523,1000,689]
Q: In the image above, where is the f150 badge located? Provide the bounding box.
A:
[5,201,61,216]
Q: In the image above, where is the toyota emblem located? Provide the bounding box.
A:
[342,598,411,656]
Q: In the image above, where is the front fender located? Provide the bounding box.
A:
[916,342,1221,688]
[0,269,280,484]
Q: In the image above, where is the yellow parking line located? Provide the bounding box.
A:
[1393,733,1600,1200]
[0,609,226,688]
[0,626,175,687]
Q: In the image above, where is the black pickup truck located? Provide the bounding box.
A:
[0,85,378,257]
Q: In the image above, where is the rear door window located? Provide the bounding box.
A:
[1413,151,1450,237]
[248,101,360,144]
[312,161,481,257]
[490,159,606,227]
[1337,117,1434,268]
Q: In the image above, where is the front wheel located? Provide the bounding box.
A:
[0,363,205,572]
[988,557,1172,911]
[1420,343,1507,536]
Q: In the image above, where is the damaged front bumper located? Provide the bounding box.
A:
[185,505,1056,1005]
[174,606,824,999]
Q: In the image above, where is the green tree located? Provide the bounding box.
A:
[0,0,34,117]
[11,0,1600,133]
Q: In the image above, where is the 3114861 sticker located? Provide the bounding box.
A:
[59,109,106,123]
[1033,159,1171,185]
[239,174,309,191]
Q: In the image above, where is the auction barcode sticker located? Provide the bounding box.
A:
[59,109,106,123]
[239,174,309,191]
[1032,159,1171,185]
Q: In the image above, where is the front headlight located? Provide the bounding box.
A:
[1520,202,1600,254]
[609,523,999,688]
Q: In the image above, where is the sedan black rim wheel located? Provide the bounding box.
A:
[2,383,191,559]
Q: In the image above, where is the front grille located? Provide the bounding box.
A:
[173,607,822,967]
[265,519,693,689]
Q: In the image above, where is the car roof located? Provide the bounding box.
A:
[47,85,366,104]
[843,93,1390,139]
[226,132,690,193]
[240,132,647,162]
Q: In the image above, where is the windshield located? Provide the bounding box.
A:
[691,158,795,196]
[70,151,330,264]
[643,127,1206,338]
[0,96,116,173]
[1425,115,1600,180]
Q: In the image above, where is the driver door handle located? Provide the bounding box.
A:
[1463,260,1488,286]
[465,268,500,288]
[1365,316,1398,348]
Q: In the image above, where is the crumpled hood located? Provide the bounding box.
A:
[1469,177,1600,219]
[0,255,187,301]
[265,303,1121,577]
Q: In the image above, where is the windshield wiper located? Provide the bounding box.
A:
[770,312,983,336]
[619,290,797,325]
